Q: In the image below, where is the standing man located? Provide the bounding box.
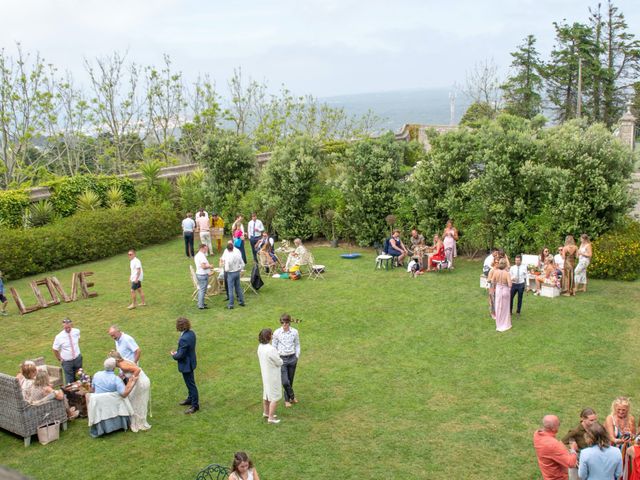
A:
[509,254,527,318]
[194,243,212,310]
[247,212,265,263]
[221,240,245,310]
[52,318,82,385]
[182,212,196,258]
[196,211,213,255]
[127,249,146,310]
[272,313,300,408]
[533,414,578,480]
[210,212,225,254]
[170,317,199,414]
[108,325,141,363]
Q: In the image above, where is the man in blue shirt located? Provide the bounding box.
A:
[92,358,137,396]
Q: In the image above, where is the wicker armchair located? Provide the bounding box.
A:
[30,357,63,388]
[0,372,68,446]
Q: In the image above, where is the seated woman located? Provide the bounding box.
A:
[16,360,37,394]
[24,368,79,419]
[538,247,551,270]
[108,351,151,432]
[426,234,445,271]
[256,232,281,273]
[387,230,409,266]
[285,238,308,271]
[533,257,557,294]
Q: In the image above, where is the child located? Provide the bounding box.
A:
[0,271,8,315]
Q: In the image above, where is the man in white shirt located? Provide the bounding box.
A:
[273,313,301,408]
[52,317,82,385]
[194,243,212,310]
[554,247,565,270]
[483,248,498,275]
[182,212,196,258]
[509,254,528,317]
[247,212,265,263]
[108,325,141,363]
[221,240,245,309]
[127,249,146,310]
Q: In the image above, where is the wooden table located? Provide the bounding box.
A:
[62,381,90,418]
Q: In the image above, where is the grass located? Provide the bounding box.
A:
[0,238,639,479]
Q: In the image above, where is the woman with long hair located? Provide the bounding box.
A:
[442,220,458,267]
[561,235,578,296]
[229,451,260,480]
[491,258,512,332]
[257,328,283,424]
[575,234,593,293]
[231,214,247,264]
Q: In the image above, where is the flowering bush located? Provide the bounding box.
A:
[589,219,640,281]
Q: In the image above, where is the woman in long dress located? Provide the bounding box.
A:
[257,328,283,424]
[442,220,458,267]
[108,351,151,432]
[561,235,578,296]
[575,234,592,293]
[492,258,512,332]
[231,215,247,264]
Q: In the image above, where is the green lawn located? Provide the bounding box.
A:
[0,238,639,479]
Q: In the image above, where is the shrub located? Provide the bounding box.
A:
[0,189,30,228]
[0,204,180,280]
[106,186,125,210]
[76,190,103,211]
[589,219,640,281]
[44,175,136,217]
[28,200,56,227]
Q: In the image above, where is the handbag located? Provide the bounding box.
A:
[233,237,242,248]
[37,421,60,445]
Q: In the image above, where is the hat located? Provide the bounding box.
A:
[62,318,72,324]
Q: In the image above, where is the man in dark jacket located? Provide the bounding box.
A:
[170,317,199,414]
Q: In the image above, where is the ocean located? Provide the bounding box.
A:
[321,87,473,132]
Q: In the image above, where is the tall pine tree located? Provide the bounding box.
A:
[500,35,544,119]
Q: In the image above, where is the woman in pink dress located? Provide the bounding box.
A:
[442,220,458,267]
[492,258,512,332]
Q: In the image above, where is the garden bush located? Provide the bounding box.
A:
[0,204,179,280]
[44,175,136,217]
[0,189,30,228]
[589,219,640,281]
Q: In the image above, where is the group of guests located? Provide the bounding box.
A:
[483,234,593,333]
[17,317,152,437]
[385,220,459,273]
[534,397,640,480]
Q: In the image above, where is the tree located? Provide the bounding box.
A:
[460,102,496,128]
[500,35,544,119]
[224,67,263,135]
[0,45,58,187]
[462,58,501,110]
[545,22,599,123]
[84,51,146,174]
[198,131,256,219]
[342,133,404,246]
[180,75,222,160]
[145,54,186,161]
[261,136,322,239]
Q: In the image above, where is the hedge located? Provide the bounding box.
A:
[589,219,640,281]
[0,190,30,228]
[44,175,137,217]
[0,204,180,280]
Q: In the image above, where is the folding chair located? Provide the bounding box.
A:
[240,276,259,295]
[307,252,325,280]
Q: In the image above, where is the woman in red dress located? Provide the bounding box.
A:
[427,234,446,271]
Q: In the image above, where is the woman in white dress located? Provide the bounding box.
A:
[257,328,283,424]
[108,351,151,432]
[575,234,592,293]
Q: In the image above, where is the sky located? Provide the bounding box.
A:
[1,0,639,98]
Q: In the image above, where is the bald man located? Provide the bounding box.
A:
[533,415,578,480]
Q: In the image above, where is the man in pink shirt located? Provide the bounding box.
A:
[533,415,578,480]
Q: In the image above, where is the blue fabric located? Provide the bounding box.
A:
[173,330,197,373]
[0,278,3,294]
[92,370,125,395]
[182,371,199,409]
[89,416,130,438]
[578,445,622,480]
[383,238,391,255]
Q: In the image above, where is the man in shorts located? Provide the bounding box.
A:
[127,249,146,310]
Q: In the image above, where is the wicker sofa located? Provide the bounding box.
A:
[0,372,68,446]
[30,357,63,389]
